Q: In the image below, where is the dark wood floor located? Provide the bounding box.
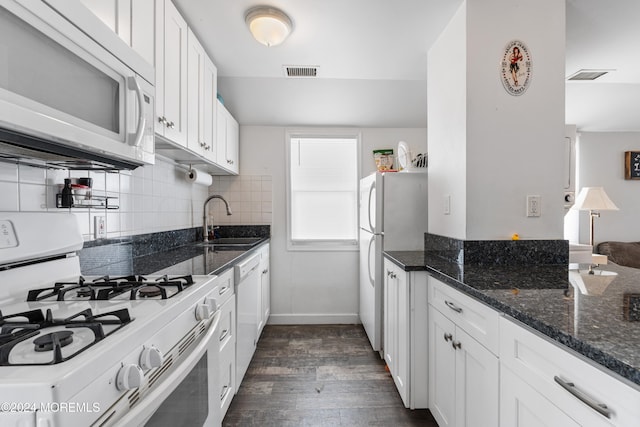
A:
[223,324,438,426]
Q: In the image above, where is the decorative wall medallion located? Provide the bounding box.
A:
[500,40,532,96]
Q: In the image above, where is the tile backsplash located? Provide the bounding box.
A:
[0,156,210,241]
[207,175,272,225]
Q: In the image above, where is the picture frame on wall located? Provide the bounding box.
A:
[624,151,640,180]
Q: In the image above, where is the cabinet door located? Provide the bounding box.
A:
[501,365,580,427]
[160,0,187,146]
[186,28,205,156]
[216,101,227,165]
[225,113,239,173]
[455,327,499,427]
[202,56,218,163]
[219,296,236,418]
[130,0,155,66]
[80,0,130,42]
[383,261,397,370]
[429,308,456,427]
[259,245,270,334]
[395,267,409,405]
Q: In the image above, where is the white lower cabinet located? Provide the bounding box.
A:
[428,277,499,427]
[258,243,270,337]
[382,258,428,409]
[214,268,236,419]
[501,365,580,427]
[500,317,640,427]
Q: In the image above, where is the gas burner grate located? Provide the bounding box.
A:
[26,275,195,301]
[0,307,132,365]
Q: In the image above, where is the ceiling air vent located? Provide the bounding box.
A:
[567,69,613,81]
[283,65,319,78]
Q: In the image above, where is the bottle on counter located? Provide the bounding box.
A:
[61,179,73,208]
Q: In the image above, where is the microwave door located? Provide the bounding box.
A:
[0,1,153,166]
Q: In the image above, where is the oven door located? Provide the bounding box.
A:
[0,0,154,166]
[114,311,222,427]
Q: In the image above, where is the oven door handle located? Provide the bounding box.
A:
[114,310,221,426]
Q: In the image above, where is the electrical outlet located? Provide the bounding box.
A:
[527,195,541,217]
[94,215,106,239]
[443,195,451,215]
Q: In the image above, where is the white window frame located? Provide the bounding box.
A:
[285,128,361,252]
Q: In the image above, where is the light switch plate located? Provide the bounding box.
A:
[94,215,106,239]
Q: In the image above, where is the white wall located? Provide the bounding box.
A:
[575,132,640,245]
[0,156,209,240]
[239,125,426,324]
[427,3,467,239]
[428,0,566,241]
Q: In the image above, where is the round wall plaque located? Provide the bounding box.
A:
[500,40,532,96]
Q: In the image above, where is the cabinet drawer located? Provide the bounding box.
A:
[500,317,640,426]
[219,338,235,417]
[215,268,234,306]
[218,295,235,353]
[428,277,500,354]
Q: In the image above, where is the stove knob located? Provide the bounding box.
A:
[116,364,144,391]
[140,347,163,370]
[195,303,213,321]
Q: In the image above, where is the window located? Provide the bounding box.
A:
[287,131,360,250]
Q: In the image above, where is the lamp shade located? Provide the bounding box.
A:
[245,6,292,47]
[572,187,619,211]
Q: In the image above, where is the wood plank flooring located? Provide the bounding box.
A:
[223,324,438,426]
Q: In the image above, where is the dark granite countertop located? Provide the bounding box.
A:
[81,239,268,277]
[385,250,640,389]
[80,225,270,277]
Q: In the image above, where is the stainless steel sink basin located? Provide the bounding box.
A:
[196,237,263,249]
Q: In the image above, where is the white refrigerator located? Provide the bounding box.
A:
[359,171,428,352]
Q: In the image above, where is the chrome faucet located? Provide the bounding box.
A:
[203,195,232,242]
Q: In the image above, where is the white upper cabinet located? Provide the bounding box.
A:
[84,0,239,174]
[80,0,155,68]
[202,56,218,164]
[155,0,187,146]
[216,100,239,175]
[187,28,206,157]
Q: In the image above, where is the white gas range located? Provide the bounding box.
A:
[0,213,222,426]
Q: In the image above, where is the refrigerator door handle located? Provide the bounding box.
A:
[367,234,375,286]
[368,181,376,233]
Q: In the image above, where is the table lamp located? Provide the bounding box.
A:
[572,186,619,251]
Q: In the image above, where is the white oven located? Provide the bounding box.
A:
[0,0,155,168]
[0,213,223,426]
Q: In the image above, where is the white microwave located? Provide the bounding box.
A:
[0,0,155,169]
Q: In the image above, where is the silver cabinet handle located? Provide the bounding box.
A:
[167,121,175,129]
[158,116,168,125]
[219,286,228,295]
[445,300,463,313]
[390,272,397,279]
[262,269,268,274]
[220,384,229,400]
[452,341,462,350]
[444,333,453,342]
[554,376,611,419]
[219,329,229,342]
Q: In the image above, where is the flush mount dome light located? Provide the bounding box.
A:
[245,6,292,47]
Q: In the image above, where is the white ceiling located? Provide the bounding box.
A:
[174,0,640,131]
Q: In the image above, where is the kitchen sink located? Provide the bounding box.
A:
[196,237,264,249]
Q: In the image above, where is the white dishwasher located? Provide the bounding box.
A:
[234,251,261,389]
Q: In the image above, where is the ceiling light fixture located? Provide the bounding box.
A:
[245,6,293,47]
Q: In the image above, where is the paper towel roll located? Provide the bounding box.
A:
[185,168,213,186]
